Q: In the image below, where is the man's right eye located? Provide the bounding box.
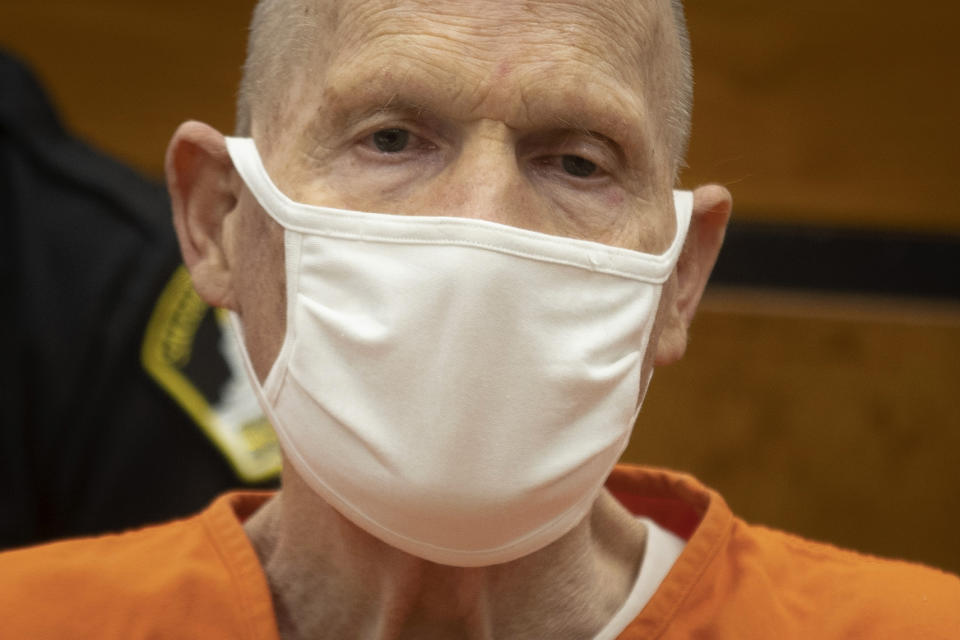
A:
[372,128,410,153]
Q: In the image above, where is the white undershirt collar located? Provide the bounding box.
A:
[592,517,686,639]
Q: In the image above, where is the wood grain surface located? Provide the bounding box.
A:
[627,291,960,573]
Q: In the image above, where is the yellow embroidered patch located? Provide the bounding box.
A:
[141,266,281,482]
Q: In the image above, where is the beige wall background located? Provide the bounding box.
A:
[2,1,958,573]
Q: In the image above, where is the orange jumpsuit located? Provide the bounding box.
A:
[1,465,957,639]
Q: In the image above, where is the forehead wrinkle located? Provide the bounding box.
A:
[273,0,678,176]
[325,0,669,91]
[319,34,652,149]
[321,55,469,126]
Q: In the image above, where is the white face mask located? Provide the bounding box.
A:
[225,137,692,567]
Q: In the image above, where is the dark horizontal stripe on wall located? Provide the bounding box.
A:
[711,222,960,300]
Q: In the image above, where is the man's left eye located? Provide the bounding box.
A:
[372,128,410,153]
[561,155,597,178]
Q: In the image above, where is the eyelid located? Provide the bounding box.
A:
[352,104,448,136]
[354,115,447,152]
[560,136,619,169]
[535,156,611,184]
[546,150,614,181]
[523,130,621,173]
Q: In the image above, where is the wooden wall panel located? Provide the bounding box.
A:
[625,294,960,573]
[683,2,960,232]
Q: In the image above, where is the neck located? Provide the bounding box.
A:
[245,469,648,640]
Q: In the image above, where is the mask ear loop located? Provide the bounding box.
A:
[224,136,304,403]
[667,189,694,263]
[627,189,692,416]
[226,312,274,404]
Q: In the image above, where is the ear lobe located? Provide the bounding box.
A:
[165,121,239,309]
[654,184,732,366]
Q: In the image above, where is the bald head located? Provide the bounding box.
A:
[235,0,693,173]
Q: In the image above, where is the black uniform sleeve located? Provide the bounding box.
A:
[0,51,276,550]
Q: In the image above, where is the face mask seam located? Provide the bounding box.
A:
[280,205,688,262]
[299,232,676,284]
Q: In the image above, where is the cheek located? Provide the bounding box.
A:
[603,189,626,209]
[234,205,288,383]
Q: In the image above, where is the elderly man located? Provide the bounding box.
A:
[2,0,958,638]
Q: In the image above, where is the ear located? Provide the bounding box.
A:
[654,184,732,366]
[165,120,240,309]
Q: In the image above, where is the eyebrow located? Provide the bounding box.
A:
[324,94,426,128]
